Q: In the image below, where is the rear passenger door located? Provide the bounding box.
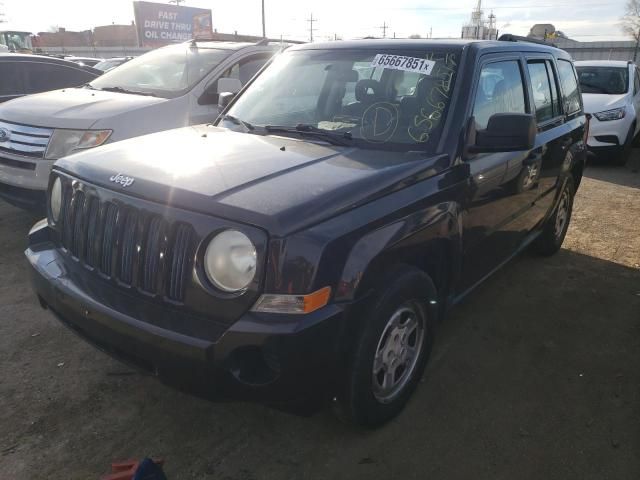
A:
[522,55,573,223]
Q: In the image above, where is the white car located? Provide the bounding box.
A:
[575,60,640,164]
[0,40,279,212]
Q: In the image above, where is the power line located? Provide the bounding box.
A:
[307,13,317,42]
[378,21,390,38]
[384,2,620,9]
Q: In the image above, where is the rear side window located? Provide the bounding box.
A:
[527,61,554,123]
[473,60,526,130]
[23,62,96,94]
[0,63,24,96]
[557,60,581,115]
[635,68,640,95]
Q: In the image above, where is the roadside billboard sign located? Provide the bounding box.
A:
[133,1,213,47]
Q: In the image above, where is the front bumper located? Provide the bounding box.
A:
[26,222,350,404]
[585,114,632,159]
[0,156,53,212]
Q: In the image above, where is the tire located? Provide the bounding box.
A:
[615,124,635,166]
[333,266,436,427]
[531,177,575,256]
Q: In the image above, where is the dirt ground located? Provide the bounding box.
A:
[1,154,639,480]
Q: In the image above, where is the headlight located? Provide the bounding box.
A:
[45,129,112,159]
[204,230,257,292]
[593,107,626,122]
[50,176,62,223]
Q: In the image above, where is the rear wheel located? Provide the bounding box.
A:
[531,177,575,256]
[333,266,435,427]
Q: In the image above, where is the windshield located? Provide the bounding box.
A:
[1,32,33,52]
[90,44,231,98]
[224,48,460,151]
[94,59,125,72]
[576,66,629,95]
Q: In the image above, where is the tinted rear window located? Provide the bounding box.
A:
[24,62,97,93]
[576,66,629,95]
[0,63,24,96]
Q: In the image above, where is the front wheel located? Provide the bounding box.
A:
[531,177,575,256]
[333,266,436,427]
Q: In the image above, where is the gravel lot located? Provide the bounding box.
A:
[1,155,639,480]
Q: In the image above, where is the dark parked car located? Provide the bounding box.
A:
[0,53,100,103]
[26,36,587,427]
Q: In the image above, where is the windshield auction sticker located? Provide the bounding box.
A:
[371,54,436,75]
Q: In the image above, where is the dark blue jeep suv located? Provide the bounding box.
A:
[26,36,587,427]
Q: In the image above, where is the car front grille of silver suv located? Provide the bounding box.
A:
[0,119,54,159]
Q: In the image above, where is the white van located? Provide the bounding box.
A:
[0,40,279,211]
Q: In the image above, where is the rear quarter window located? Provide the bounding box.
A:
[557,60,581,115]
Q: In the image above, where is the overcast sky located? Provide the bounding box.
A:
[1,0,631,42]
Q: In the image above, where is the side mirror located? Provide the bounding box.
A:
[218,91,236,110]
[199,77,243,106]
[216,77,242,94]
[469,113,537,153]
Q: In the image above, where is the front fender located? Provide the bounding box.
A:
[334,201,461,303]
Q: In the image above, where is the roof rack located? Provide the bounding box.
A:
[498,34,557,48]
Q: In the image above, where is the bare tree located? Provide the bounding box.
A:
[621,0,640,41]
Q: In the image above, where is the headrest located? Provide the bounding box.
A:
[355,79,382,102]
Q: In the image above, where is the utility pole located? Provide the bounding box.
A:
[261,0,266,38]
[307,13,317,42]
[379,21,389,38]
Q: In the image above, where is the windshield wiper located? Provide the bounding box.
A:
[98,86,157,97]
[264,124,352,146]
[221,114,255,132]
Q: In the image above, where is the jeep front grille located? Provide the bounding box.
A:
[0,120,53,158]
[59,187,195,302]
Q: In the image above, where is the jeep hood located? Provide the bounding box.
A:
[581,93,627,115]
[54,125,448,235]
[0,87,166,130]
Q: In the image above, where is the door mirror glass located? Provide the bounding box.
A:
[470,113,536,153]
[218,91,236,110]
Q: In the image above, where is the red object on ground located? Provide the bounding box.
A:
[100,458,165,480]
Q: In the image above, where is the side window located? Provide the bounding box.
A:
[557,59,581,115]
[24,62,95,93]
[527,61,554,123]
[634,68,640,95]
[220,53,273,85]
[0,63,24,96]
[472,60,526,130]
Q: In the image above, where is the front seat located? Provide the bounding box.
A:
[341,79,383,117]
